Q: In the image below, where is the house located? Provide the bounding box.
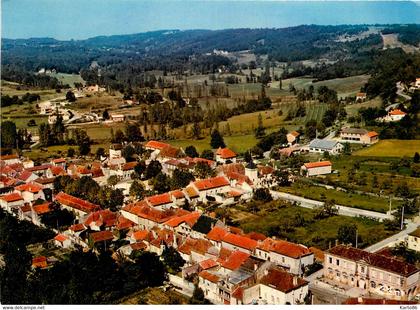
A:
[110,114,125,122]
[0,192,24,213]
[340,128,379,145]
[34,177,55,190]
[190,176,231,202]
[146,193,176,210]
[89,230,115,249]
[177,237,213,263]
[255,238,314,275]
[221,233,257,254]
[0,154,20,165]
[163,211,201,236]
[232,268,308,305]
[109,144,123,159]
[121,161,137,179]
[198,270,222,303]
[54,234,72,248]
[206,226,229,248]
[356,92,367,102]
[191,214,223,239]
[144,140,171,152]
[301,161,332,177]
[55,192,101,218]
[32,256,48,269]
[22,159,35,169]
[216,148,237,164]
[84,209,118,231]
[380,109,407,122]
[121,200,187,229]
[286,131,300,146]
[14,183,45,204]
[307,139,343,155]
[51,158,66,168]
[324,245,420,301]
[406,228,420,252]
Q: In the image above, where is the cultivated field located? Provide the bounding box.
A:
[354,140,420,157]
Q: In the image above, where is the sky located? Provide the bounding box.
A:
[2,0,419,40]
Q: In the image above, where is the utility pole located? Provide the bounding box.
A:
[389,195,392,214]
[401,204,405,231]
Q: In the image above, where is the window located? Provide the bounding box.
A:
[282,257,285,263]
[329,257,333,264]
[371,281,376,288]
[336,259,340,266]
[360,266,365,273]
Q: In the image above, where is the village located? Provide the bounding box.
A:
[1,122,419,305]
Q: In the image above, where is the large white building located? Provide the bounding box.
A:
[324,245,420,301]
[307,139,343,155]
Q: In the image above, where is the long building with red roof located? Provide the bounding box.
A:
[55,192,100,218]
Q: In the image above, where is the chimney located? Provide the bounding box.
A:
[264,269,269,276]
[357,297,363,303]
[254,263,258,271]
[293,276,298,286]
[335,239,338,246]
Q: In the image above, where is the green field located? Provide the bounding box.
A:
[47,73,85,87]
[278,182,397,213]
[167,134,258,154]
[354,140,420,157]
[232,202,396,250]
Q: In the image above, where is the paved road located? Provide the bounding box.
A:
[396,82,412,101]
[364,221,418,253]
[270,190,392,221]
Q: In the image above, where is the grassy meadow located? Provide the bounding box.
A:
[354,140,420,157]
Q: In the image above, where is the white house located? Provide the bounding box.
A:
[307,139,343,155]
[255,238,314,275]
[215,147,237,164]
[301,161,332,177]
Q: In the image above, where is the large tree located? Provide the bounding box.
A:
[210,129,226,149]
[1,121,17,148]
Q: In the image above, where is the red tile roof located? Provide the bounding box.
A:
[328,245,419,276]
[69,223,86,232]
[366,131,378,138]
[389,109,406,116]
[49,166,66,176]
[145,140,171,150]
[52,158,66,164]
[122,200,177,223]
[146,193,172,206]
[199,258,218,270]
[232,287,244,300]
[0,192,23,203]
[131,230,151,241]
[258,165,275,175]
[199,270,220,283]
[193,176,229,191]
[258,238,312,259]
[159,145,181,159]
[260,269,308,293]
[245,232,267,241]
[84,209,117,228]
[122,161,137,171]
[32,256,48,268]
[164,211,200,228]
[221,250,250,270]
[34,177,55,185]
[170,190,185,199]
[216,147,237,159]
[206,226,228,242]
[225,172,252,186]
[15,182,43,193]
[116,215,136,230]
[222,233,257,251]
[55,192,101,213]
[33,203,52,215]
[27,164,51,172]
[178,238,212,255]
[18,170,34,181]
[130,242,147,251]
[289,131,300,137]
[0,154,19,160]
[54,234,68,243]
[303,161,332,169]
[90,230,114,243]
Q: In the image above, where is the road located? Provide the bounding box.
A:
[396,82,412,101]
[364,221,418,253]
[270,190,392,221]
